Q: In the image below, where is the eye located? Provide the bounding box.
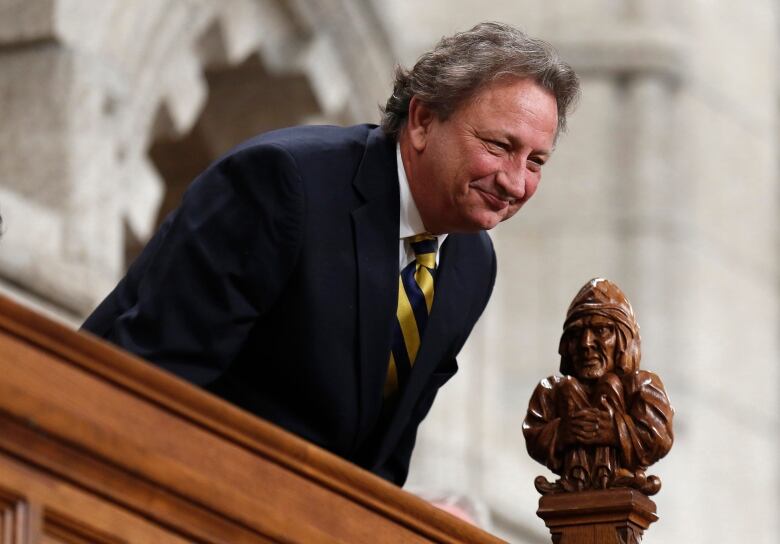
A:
[596,325,612,336]
[527,156,545,171]
[484,139,510,153]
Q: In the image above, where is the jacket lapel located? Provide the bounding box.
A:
[351,128,400,443]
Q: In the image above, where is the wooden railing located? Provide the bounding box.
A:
[0,294,505,543]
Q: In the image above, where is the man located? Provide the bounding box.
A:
[523,279,674,494]
[83,22,579,485]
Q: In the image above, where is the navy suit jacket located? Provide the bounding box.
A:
[82,124,496,485]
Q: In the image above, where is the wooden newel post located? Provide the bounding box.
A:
[537,489,657,543]
[522,279,674,543]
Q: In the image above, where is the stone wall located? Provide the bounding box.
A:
[0,0,391,321]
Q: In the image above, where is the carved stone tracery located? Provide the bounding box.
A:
[0,0,391,319]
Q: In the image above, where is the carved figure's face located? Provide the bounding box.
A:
[563,314,617,381]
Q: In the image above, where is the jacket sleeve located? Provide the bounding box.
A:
[614,370,675,468]
[522,377,565,472]
[82,144,305,384]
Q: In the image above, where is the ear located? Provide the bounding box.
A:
[406,96,436,152]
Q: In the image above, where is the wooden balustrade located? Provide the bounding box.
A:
[0,294,505,543]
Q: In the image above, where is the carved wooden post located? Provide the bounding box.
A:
[522,279,673,543]
[537,489,657,543]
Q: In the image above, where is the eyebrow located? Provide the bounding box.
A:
[505,134,552,158]
[476,128,552,158]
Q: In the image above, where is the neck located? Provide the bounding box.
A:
[398,130,443,235]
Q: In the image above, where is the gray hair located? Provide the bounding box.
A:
[380,22,580,139]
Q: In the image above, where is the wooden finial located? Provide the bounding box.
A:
[523,279,674,542]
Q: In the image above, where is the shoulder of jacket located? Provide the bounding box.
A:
[227,124,375,156]
[445,231,496,261]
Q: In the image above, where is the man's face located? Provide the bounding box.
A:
[564,315,617,381]
[402,77,559,234]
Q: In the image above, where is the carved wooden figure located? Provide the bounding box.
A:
[523,278,674,543]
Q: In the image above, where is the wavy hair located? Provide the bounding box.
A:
[380,22,580,140]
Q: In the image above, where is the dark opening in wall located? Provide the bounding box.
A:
[133,53,323,268]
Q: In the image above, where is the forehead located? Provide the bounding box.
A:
[567,314,616,329]
[454,77,558,143]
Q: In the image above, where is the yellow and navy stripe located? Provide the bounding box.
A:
[385,235,438,398]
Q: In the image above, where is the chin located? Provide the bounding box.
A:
[581,367,608,380]
[469,211,505,231]
[476,219,501,231]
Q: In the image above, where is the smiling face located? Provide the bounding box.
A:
[563,315,618,381]
[399,77,559,234]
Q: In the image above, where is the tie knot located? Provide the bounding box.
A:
[407,234,437,269]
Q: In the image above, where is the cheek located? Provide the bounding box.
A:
[600,339,617,360]
[523,174,542,200]
[500,202,522,223]
[465,149,503,179]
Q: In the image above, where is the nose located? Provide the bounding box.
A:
[495,167,525,202]
[581,328,596,348]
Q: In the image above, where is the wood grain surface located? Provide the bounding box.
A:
[0,294,506,543]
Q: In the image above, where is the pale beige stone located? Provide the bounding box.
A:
[0,0,392,315]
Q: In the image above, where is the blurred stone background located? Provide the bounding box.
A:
[0,0,777,541]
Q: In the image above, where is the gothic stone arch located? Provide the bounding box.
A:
[0,0,389,320]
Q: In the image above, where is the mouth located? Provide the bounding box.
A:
[576,352,603,368]
[471,186,514,211]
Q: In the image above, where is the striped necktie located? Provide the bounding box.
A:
[384,234,438,398]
